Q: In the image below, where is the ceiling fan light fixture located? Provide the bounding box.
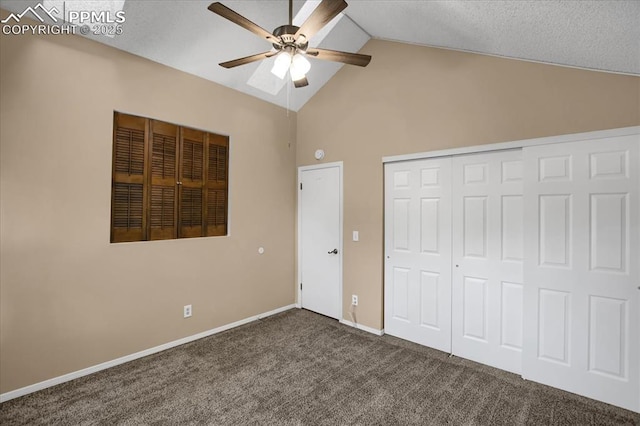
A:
[290,54,311,82]
[271,51,292,79]
[291,53,311,75]
[289,64,306,82]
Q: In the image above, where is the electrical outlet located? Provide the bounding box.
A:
[183,304,192,318]
[352,295,358,306]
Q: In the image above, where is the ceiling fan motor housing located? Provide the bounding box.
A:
[273,25,308,51]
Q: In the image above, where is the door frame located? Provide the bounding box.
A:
[383,126,640,163]
[297,161,344,319]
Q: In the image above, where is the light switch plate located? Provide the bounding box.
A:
[353,231,359,242]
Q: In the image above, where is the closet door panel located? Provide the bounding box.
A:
[452,149,524,374]
[385,158,453,352]
[523,134,639,412]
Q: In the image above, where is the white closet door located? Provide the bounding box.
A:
[384,158,452,353]
[523,135,639,412]
[451,150,524,374]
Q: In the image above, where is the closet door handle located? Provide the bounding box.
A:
[328,248,338,255]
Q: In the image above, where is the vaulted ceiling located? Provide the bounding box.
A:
[2,0,638,111]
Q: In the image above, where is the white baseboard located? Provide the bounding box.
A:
[0,304,297,403]
[339,319,384,336]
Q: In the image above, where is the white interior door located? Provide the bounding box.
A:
[299,163,342,320]
[384,158,452,353]
[452,149,524,374]
[523,135,639,412]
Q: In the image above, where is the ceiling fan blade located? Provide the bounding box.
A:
[208,2,281,45]
[293,77,309,88]
[306,48,372,67]
[219,51,277,69]
[294,0,347,42]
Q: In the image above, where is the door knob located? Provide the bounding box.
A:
[328,248,338,254]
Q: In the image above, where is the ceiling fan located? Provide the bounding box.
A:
[208,0,372,88]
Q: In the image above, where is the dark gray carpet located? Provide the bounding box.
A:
[1,308,638,425]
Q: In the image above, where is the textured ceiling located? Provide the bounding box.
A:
[347,1,640,77]
[1,0,638,111]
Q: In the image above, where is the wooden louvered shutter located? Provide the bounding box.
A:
[204,133,229,237]
[112,112,228,242]
[179,127,206,238]
[149,120,179,240]
[111,113,147,242]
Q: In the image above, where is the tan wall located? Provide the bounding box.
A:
[0,21,296,392]
[297,39,640,330]
[2,24,639,396]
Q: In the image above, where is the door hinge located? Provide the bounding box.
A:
[300,283,302,290]
[300,183,303,190]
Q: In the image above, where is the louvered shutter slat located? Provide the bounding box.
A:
[152,134,177,180]
[182,139,204,181]
[205,134,229,236]
[181,188,203,225]
[111,113,147,242]
[150,187,175,228]
[149,120,178,240]
[179,128,206,238]
[114,128,145,175]
[207,189,226,225]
